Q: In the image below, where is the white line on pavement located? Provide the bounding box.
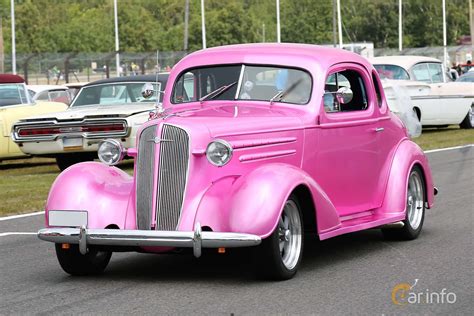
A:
[0,232,37,237]
[424,144,473,154]
[0,211,44,222]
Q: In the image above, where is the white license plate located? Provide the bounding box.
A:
[63,138,83,149]
[48,210,88,227]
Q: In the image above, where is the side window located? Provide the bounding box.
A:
[324,69,369,113]
[427,63,443,83]
[412,64,431,83]
[372,72,383,107]
[173,72,195,103]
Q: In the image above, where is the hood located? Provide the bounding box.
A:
[161,103,304,137]
[19,103,155,122]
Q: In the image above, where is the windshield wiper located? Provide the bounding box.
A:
[269,78,303,104]
[199,81,237,103]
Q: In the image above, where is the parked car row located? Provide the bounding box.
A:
[14,43,438,280]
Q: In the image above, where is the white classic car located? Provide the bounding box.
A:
[12,74,168,170]
[370,56,473,128]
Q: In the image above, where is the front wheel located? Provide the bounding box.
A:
[459,105,473,129]
[254,195,304,280]
[55,244,112,276]
[382,166,426,240]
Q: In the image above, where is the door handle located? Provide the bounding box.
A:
[374,127,385,132]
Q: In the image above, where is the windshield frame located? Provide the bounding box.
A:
[170,63,313,106]
[70,81,162,107]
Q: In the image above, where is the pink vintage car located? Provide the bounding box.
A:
[38,44,437,280]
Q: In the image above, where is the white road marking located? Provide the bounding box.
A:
[424,144,473,154]
[0,232,37,237]
[0,211,44,222]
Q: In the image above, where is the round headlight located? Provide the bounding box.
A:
[206,139,233,167]
[98,139,124,166]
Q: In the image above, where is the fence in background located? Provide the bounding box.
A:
[0,51,187,85]
[374,44,472,65]
[0,45,472,85]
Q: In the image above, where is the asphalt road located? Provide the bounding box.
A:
[1,146,472,315]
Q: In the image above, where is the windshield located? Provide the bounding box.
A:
[374,65,410,80]
[0,83,31,107]
[172,64,312,105]
[71,82,162,107]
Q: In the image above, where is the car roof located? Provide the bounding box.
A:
[27,85,68,93]
[369,56,442,70]
[174,43,371,72]
[0,74,25,84]
[84,73,169,87]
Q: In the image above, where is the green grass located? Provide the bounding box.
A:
[412,126,473,151]
[0,126,472,216]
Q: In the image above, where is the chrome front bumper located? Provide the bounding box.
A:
[37,223,261,258]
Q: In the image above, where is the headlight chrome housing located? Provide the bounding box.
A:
[206,139,233,167]
[98,139,125,166]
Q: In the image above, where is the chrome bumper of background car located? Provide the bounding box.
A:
[37,223,261,258]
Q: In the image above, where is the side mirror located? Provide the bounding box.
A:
[141,83,155,99]
[335,86,353,104]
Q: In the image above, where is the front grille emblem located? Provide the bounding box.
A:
[148,137,174,144]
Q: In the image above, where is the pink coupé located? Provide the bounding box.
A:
[38,44,437,280]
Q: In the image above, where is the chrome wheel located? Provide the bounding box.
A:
[407,171,424,230]
[278,200,302,270]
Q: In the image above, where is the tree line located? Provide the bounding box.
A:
[0,0,470,54]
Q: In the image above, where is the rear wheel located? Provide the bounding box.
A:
[382,166,426,240]
[255,195,303,280]
[55,153,95,171]
[55,244,112,276]
[460,105,473,129]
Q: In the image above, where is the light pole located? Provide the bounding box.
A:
[399,0,403,51]
[10,0,16,74]
[201,0,206,49]
[184,0,189,51]
[336,0,342,48]
[113,0,120,77]
[276,0,281,43]
[442,0,448,67]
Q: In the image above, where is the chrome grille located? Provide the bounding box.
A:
[136,125,157,230]
[155,124,189,231]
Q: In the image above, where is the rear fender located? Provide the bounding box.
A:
[45,162,133,229]
[194,163,341,238]
[380,140,434,215]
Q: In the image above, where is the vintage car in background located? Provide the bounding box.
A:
[64,82,88,100]
[28,85,71,105]
[12,74,168,170]
[0,74,67,161]
[37,44,436,280]
[370,56,474,128]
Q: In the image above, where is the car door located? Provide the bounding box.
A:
[424,62,470,124]
[314,63,383,217]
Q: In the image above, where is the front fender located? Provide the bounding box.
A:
[194,163,340,238]
[45,162,133,229]
[379,140,434,215]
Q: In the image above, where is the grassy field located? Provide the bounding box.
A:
[0,126,472,216]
